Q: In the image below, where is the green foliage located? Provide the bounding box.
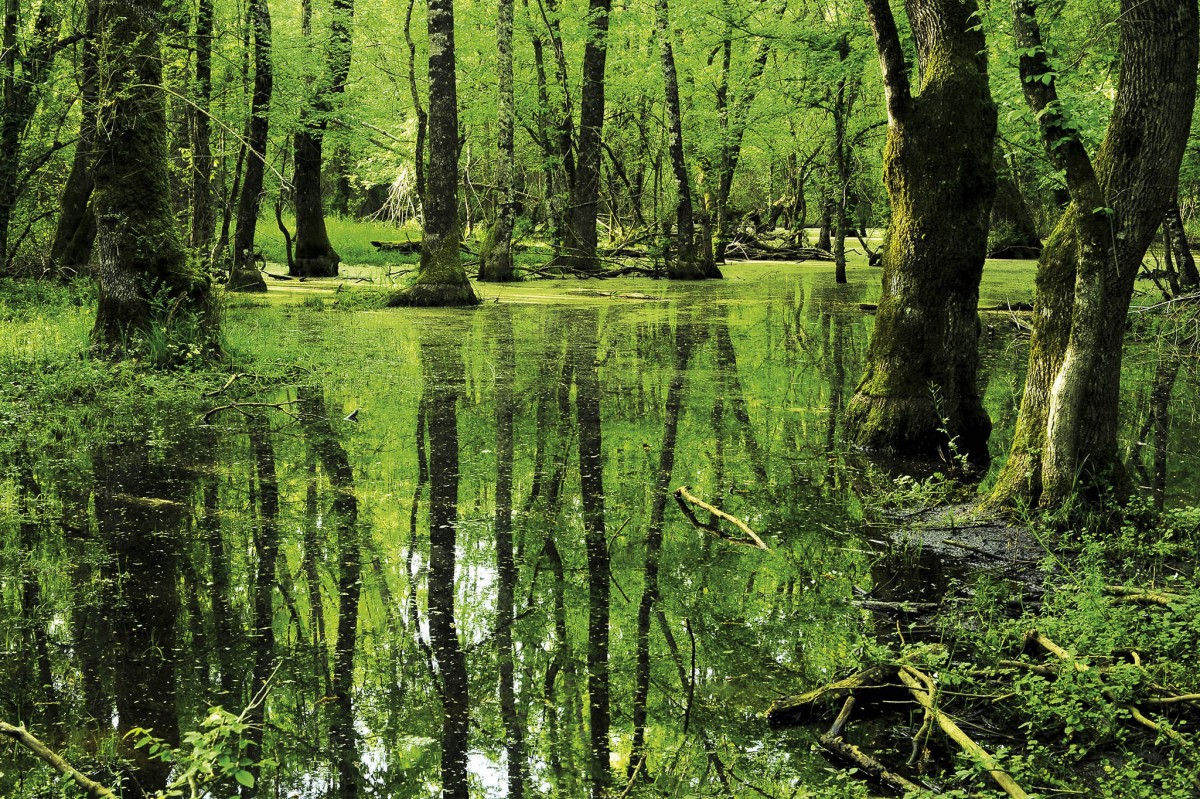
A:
[127,707,272,799]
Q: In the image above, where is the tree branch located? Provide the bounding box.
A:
[0,722,116,798]
[862,0,911,126]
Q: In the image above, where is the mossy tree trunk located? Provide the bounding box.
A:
[387,0,478,306]
[188,0,214,254]
[290,0,354,278]
[91,0,215,353]
[228,0,272,293]
[560,0,611,273]
[478,0,517,282]
[843,0,997,466]
[990,0,1198,509]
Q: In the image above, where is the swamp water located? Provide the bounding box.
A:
[2,262,1197,798]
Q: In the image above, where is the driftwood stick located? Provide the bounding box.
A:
[201,399,301,424]
[827,695,856,738]
[204,372,248,397]
[0,721,117,798]
[673,486,771,551]
[898,665,1030,799]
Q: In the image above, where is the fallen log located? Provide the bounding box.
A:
[898,665,1030,799]
[766,664,901,727]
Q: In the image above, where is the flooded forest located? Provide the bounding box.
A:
[3,0,1200,797]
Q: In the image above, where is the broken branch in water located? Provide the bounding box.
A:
[201,399,301,424]
[0,721,117,798]
[673,486,771,551]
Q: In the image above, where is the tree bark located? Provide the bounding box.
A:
[188,0,215,253]
[844,0,997,466]
[92,0,215,351]
[657,0,713,279]
[478,0,517,281]
[990,0,1198,508]
[228,0,272,292]
[424,336,470,799]
[561,0,611,272]
[52,0,99,270]
[387,0,477,305]
[570,310,611,799]
[1165,197,1199,288]
[290,0,355,278]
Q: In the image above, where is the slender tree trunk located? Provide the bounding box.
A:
[92,0,215,352]
[657,0,712,279]
[492,310,525,797]
[424,336,470,799]
[405,0,427,213]
[570,310,610,799]
[561,0,612,272]
[243,418,279,798]
[843,0,997,466]
[189,0,215,253]
[229,0,272,292]
[479,0,517,281]
[387,0,477,305]
[630,321,697,776]
[1165,197,1199,287]
[991,0,1198,508]
[52,0,99,270]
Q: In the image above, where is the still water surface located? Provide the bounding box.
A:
[3,263,1194,797]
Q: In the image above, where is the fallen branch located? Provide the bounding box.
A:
[818,731,923,795]
[767,664,900,726]
[0,721,116,798]
[204,372,248,398]
[898,665,1030,799]
[673,486,770,551]
[201,399,301,424]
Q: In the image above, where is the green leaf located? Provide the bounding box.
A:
[235,770,255,788]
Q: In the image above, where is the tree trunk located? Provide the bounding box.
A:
[492,309,525,798]
[990,0,1198,508]
[228,0,272,293]
[658,0,712,279]
[424,336,470,799]
[52,0,99,270]
[404,0,427,214]
[387,0,477,306]
[844,0,997,466]
[290,0,354,278]
[1165,197,1199,287]
[478,0,517,281]
[561,0,611,272]
[988,147,1041,259]
[570,310,611,799]
[188,0,214,254]
[92,0,215,353]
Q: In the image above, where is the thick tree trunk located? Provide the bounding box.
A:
[844,0,997,466]
[228,0,272,293]
[92,0,215,352]
[990,0,1198,508]
[387,0,477,306]
[561,0,611,272]
[290,0,354,278]
[478,0,517,281]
